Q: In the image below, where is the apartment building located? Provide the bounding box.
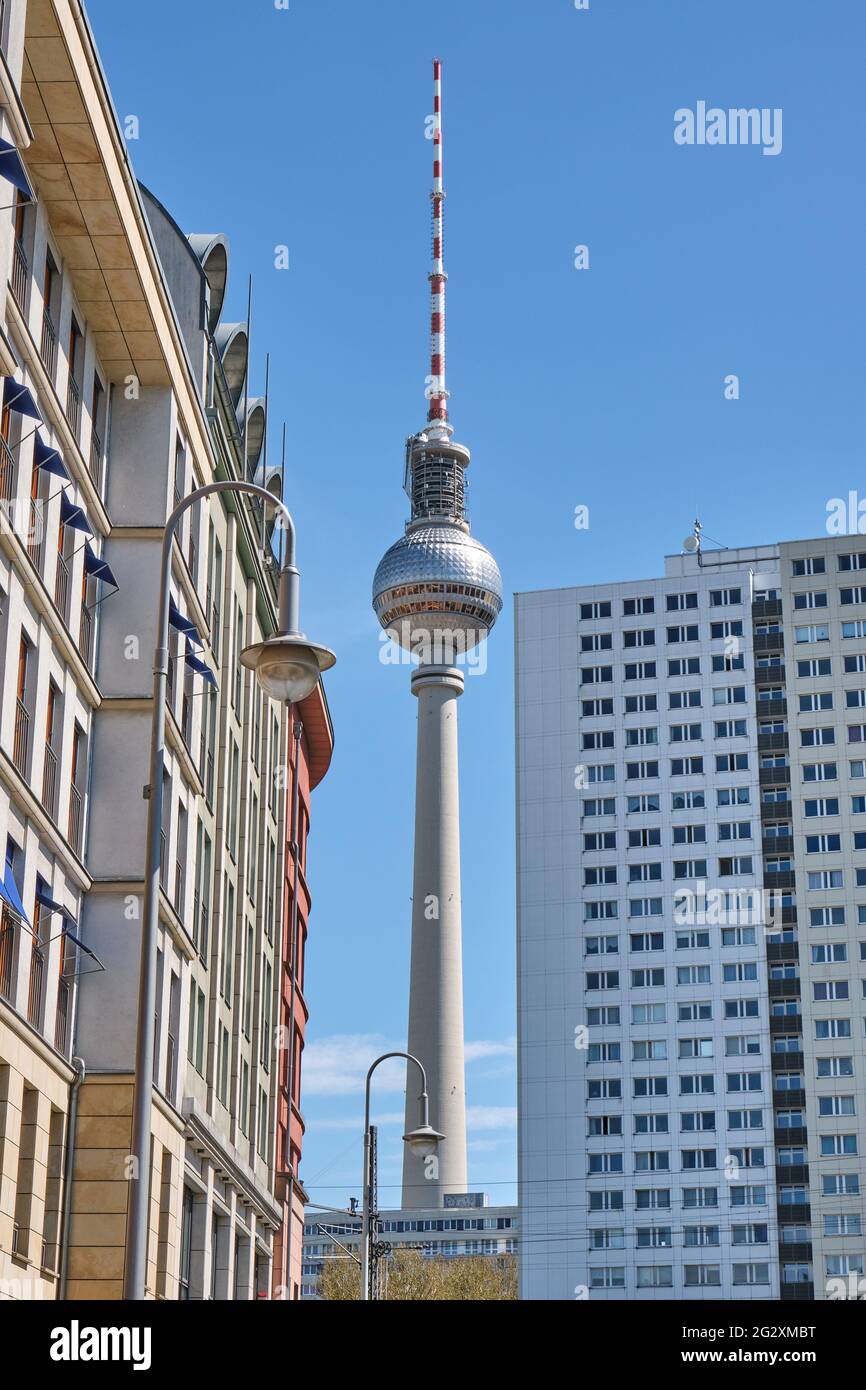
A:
[516,536,866,1301]
[301,1194,518,1300]
[0,0,333,1300]
[0,0,111,1301]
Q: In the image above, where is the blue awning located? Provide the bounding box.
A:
[185,646,217,687]
[3,376,41,421]
[0,863,29,924]
[60,492,92,535]
[35,883,64,915]
[35,883,80,929]
[169,599,202,648]
[0,139,34,200]
[34,433,70,481]
[63,928,101,965]
[84,542,118,590]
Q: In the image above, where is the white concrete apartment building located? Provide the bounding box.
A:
[301,1194,518,1300]
[516,536,866,1302]
[0,0,302,1300]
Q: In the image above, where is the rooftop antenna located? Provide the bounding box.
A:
[426,58,452,442]
[260,351,270,557]
[682,518,703,566]
[242,273,252,471]
[279,420,287,570]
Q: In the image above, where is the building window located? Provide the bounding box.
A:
[179,1188,194,1300]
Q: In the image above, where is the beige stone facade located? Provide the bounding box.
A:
[0,0,329,1299]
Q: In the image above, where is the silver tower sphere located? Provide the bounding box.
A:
[372,432,503,654]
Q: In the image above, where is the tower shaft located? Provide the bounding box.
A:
[402,664,468,1207]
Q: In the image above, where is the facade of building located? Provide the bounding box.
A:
[517,536,866,1301]
[301,1194,518,1300]
[0,0,332,1301]
[272,689,334,1301]
[0,0,114,1301]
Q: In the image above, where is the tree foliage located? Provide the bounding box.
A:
[318,1249,517,1301]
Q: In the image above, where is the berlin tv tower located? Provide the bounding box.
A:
[372,59,503,1207]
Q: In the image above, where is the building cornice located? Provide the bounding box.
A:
[0,520,102,707]
[0,748,92,892]
[0,996,77,1080]
[183,1098,283,1229]
[0,323,18,377]
[296,683,334,790]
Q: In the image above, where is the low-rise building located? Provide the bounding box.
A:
[301,1193,519,1300]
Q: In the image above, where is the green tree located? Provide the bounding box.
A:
[318,1250,517,1301]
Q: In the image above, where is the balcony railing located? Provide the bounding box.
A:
[66,374,81,437]
[199,901,209,958]
[27,497,43,571]
[159,829,167,890]
[89,425,103,491]
[55,977,70,1054]
[41,308,57,379]
[79,604,93,668]
[181,693,192,747]
[0,432,14,503]
[165,1030,177,1098]
[11,238,28,313]
[68,782,83,855]
[42,742,58,820]
[0,912,15,1002]
[13,698,30,775]
[27,945,44,1028]
[54,549,70,623]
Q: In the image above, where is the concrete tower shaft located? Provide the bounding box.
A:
[402,665,468,1206]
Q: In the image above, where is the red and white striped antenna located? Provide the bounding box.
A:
[427,57,452,439]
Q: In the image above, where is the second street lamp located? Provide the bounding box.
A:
[360,1051,443,1301]
[123,479,334,1301]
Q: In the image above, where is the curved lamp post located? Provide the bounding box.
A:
[360,1051,443,1301]
[123,479,335,1301]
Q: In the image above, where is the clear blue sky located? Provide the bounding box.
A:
[86,0,866,1210]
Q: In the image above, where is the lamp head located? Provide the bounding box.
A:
[402,1123,444,1160]
[240,632,336,703]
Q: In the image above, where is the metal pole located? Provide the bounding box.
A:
[123,479,298,1301]
[242,275,252,474]
[283,717,303,1299]
[359,1051,429,1302]
[368,1124,379,1300]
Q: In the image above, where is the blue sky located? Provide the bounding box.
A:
[86,0,866,1209]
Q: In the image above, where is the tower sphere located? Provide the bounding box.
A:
[373,519,503,652]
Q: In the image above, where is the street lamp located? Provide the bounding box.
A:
[360,1051,443,1301]
[239,538,334,701]
[123,479,334,1301]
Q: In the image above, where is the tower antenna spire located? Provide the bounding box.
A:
[427,57,452,439]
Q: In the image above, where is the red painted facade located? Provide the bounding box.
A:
[272,682,333,1300]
